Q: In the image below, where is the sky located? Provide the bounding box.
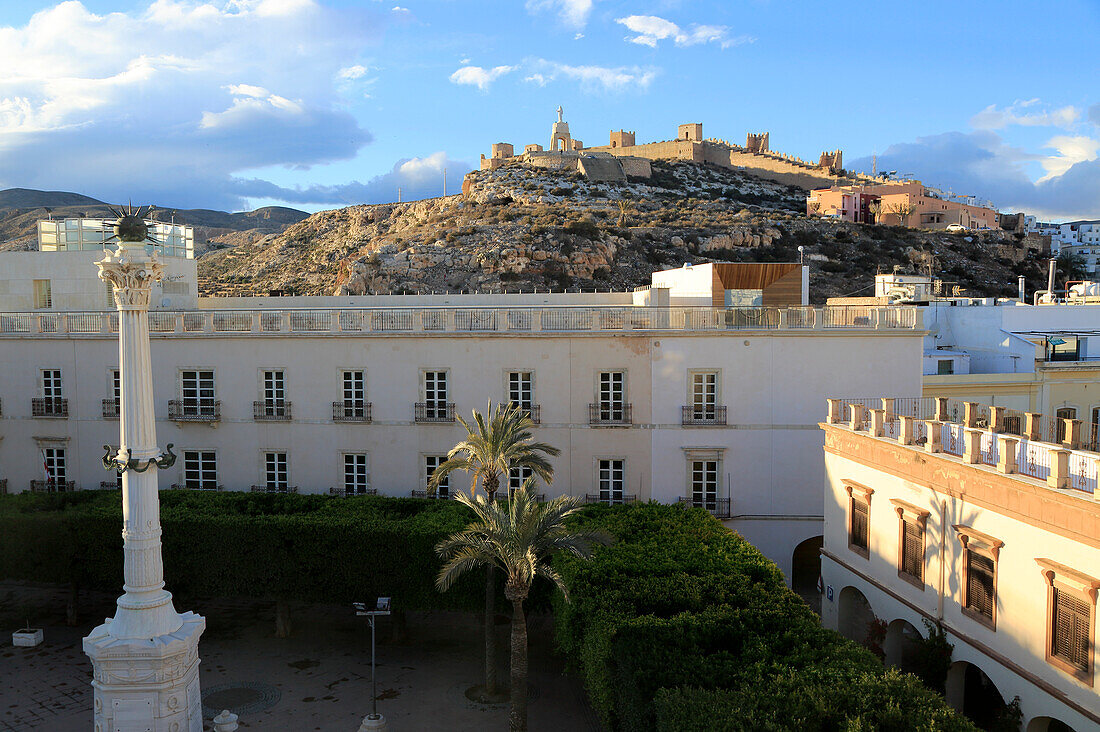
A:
[0,0,1098,221]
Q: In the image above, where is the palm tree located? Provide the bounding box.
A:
[435,481,609,731]
[428,401,561,697]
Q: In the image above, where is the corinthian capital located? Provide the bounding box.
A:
[97,247,164,310]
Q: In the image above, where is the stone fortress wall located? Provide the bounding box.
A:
[479,110,873,190]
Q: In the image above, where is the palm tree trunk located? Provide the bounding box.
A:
[508,595,528,732]
[485,565,498,695]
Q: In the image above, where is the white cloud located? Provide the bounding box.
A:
[1038,135,1100,182]
[526,0,593,29]
[525,59,656,92]
[0,0,376,210]
[615,15,748,48]
[449,64,514,91]
[391,5,409,13]
[970,100,1080,130]
[338,65,368,80]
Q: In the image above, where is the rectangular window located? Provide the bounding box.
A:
[265,452,288,491]
[1056,407,1076,443]
[112,369,121,407]
[598,459,624,504]
[690,372,718,420]
[426,456,449,498]
[508,371,533,411]
[183,451,217,490]
[1051,588,1091,674]
[41,369,63,400]
[181,370,215,416]
[937,359,954,375]
[598,371,625,421]
[965,552,995,621]
[691,459,719,509]
[262,370,286,417]
[850,498,869,554]
[509,465,534,494]
[900,518,924,582]
[424,371,449,419]
[343,370,365,405]
[33,279,51,309]
[343,454,370,495]
[43,447,66,484]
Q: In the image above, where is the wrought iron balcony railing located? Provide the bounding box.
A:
[584,494,638,505]
[678,496,732,518]
[415,402,455,423]
[169,483,224,491]
[681,405,727,425]
[100,481,122,490]
[250,485,299,493]
[589,403,632,425]
[102,399,120,419]
[30,480,76,493]
[31,397,68,418]
[517,404,541,425]
[167,399,220,422]
[253,400,291,421]
[333,401,372,422]
[329,486,378,497]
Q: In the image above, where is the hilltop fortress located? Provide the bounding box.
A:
[476,107,866,190]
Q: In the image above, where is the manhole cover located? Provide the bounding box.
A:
[202,681,281,718]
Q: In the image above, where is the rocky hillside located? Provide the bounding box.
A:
[0,188,308,254]
[190,161,1054,302]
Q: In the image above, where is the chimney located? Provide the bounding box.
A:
[1047,258,1056,297]
[1018,276,1026,302]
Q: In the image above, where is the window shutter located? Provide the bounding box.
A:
[966,553,995,620]
[1053,588,1091,672]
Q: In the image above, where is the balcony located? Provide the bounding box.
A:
[584,494,638,505]
[250,485,299,494]
[30,480,77,493]
[169,483,223,491]
[102,399,120,419]
[415,402,455,423]
[678,496,732,518]
[410,489,449,499]
[329,486,377,497]
[333,401,372,423]
[254,400,292,421]
[168,399,220,423]
[681,405,728,426]
[518,404,541,425]
[100,480,121,489]
[589,403,632,426]
[31,397,68,418]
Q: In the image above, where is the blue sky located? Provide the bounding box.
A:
[1,0,1098,220]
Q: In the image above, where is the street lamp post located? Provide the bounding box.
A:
[83,205,205,731]
[355,598,392,731]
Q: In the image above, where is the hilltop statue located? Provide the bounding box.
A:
[556,105,563,123]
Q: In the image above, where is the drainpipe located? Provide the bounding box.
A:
[937,499,947,621]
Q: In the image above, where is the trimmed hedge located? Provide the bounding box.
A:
[553,503,975,731]
[0,490,503,612]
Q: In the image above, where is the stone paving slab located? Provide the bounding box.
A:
[0,584,600,731]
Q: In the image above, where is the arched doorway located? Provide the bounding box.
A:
[1026,718,1077,732]
[838,586,876,650]
[946,660,1009,729]
[884,619,922,674]
[791,536,823,614]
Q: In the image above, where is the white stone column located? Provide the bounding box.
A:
[84,242,205,732]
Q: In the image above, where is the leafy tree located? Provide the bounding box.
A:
[435,481,609,731]
[428,402,561,696]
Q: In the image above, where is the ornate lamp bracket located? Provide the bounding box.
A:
[101,443,176,473]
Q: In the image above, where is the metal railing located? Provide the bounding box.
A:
[253,400,291,421]
[678,496,732,518]
[584,494,638,505]
[519,405,541,425]
[31,397,68,418]
[169,483,224,491]
[589,403,632,425]
[333,401,372,422]
[330,486,377,497]
[943,423,965,457]
[0,306,921,337]
[102,399,120,419]
[415,402,455,423]
[410,489,450,499]
[250,485,299,494]
[167,400,220,422]
[681,405,728,425]
[30,480,76,492]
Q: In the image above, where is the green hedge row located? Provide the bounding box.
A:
[0,490,500,611]
[553,503,975,731]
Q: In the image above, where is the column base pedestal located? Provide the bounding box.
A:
[83,611,205,732]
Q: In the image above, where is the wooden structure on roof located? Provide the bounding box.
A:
[710,263,804,307]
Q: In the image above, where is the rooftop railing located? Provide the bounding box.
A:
[0,305,920,337]
[827,397,1100,495]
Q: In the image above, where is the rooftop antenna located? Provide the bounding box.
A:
[44,207,53,221]
[397,187,402,203]
[443,167,447,197]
